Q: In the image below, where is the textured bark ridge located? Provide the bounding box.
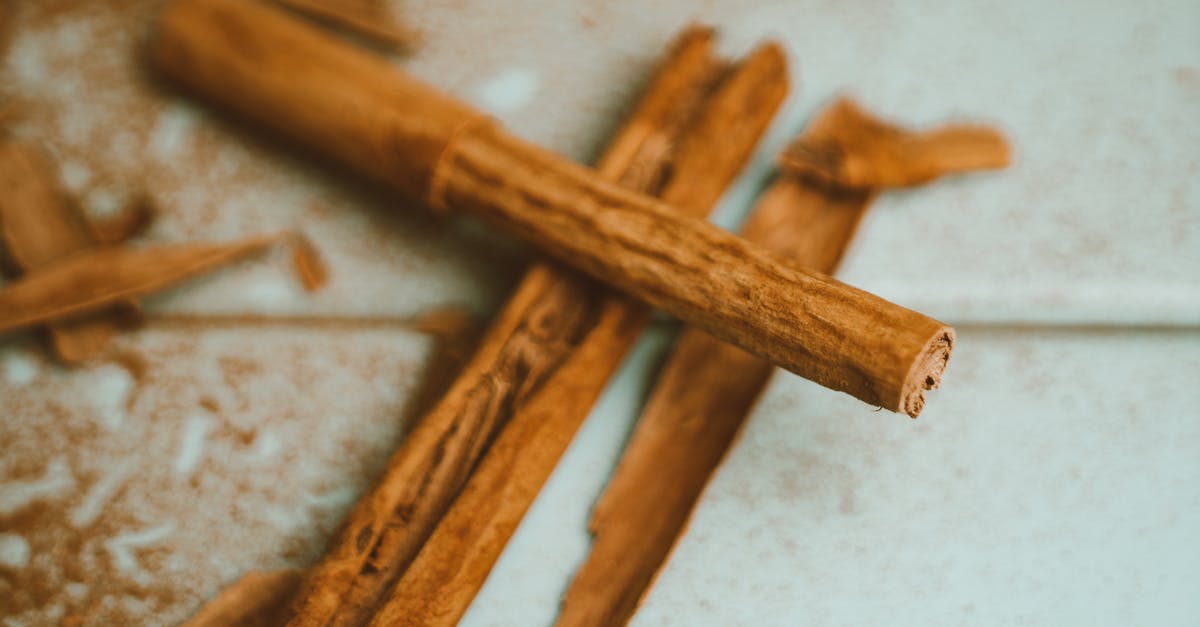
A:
[282,25,770,627]
[555,99,1011,627]
[151,0,957,413]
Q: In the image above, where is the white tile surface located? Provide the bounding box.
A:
[634,328,1200,626]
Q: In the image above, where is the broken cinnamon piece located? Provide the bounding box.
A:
[779,98,1011,189]
[555,99,1012,627]
[403,306,483,429]
[0,233,283,337]
[184,569,303,627]
[287,232,329,292]
[274,0,414,51]
[364,38,788,627]
[0,136,126,363]
[283,26,779,627]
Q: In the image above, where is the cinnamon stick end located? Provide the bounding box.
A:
[901,326,954,418]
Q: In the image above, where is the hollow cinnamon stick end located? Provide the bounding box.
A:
[900,325,954,418]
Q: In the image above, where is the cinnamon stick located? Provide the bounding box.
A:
[151,0,955,415]
[364,37,789,627]
[283,25,765,627]
[0,137,124,362]
[555,98,1011,627]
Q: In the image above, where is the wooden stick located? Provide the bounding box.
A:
[0,138,123,362]
[555,98,1012,627]
[363,36,788,627]
[151,0,954,415]
[282,25,760,627]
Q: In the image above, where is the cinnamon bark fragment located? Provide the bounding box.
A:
[184,569,304,627]
[556,99,1011,627]
[0,137,125,363]
[365,39,788,627]
[152,0,956,414]
[780,98,1010,189]
[284,26,780,627]
[0,234,282,337]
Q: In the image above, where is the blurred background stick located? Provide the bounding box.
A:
[152,0,956,414]
[284,25,784,627]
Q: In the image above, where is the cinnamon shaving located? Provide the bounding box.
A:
[779,97,1011,189]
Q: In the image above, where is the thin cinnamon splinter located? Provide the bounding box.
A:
[275,0,414,51]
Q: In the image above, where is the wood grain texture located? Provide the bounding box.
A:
[366,38,789,627]
[0,138,120,362]
[150,0,954,414]
[282,25,732,627]
[556,99,1012,627]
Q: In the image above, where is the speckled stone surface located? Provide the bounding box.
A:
[1,0,1198,625]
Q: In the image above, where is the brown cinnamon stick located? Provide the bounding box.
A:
[282,25,770,627]
[151,0,955,415]
[555,98,1011,627]
[364,37,788,627]
[0,137,124,362]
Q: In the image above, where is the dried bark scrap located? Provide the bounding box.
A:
[780,97,1011,189]
[556,100,1012,627]
[366,39,788,627]
[283,25,731,627]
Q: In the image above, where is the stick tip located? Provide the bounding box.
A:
[901,326,954,418]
